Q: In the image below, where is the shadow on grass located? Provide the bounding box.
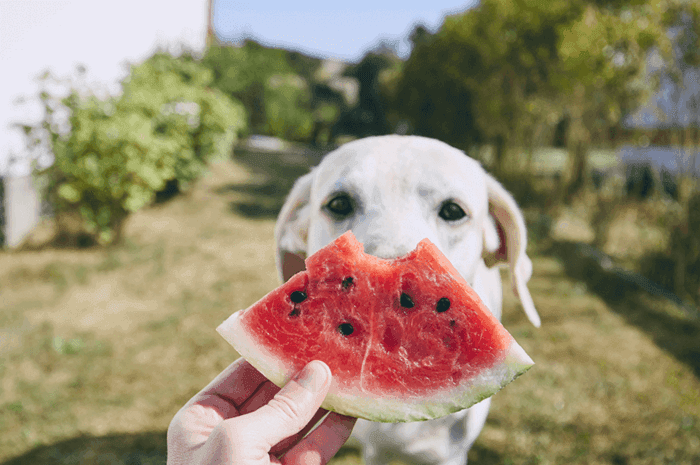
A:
[546,240,700,379]
[218,148,328,219]
[2,431,167,465]
[2,433,364,465]
[466,444,504,464]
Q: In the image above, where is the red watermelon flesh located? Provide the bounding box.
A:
[217,231,533,422]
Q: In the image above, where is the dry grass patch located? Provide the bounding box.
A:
[0,159,281,464]
[468,257,700,464]
[1,156,698,465]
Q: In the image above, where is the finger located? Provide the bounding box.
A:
[295,408,331,440]
[282,412,357,465]
[238,380,281,414]
[237,380,331,456]
[193,406,331,465]
[192,358,268,409]
[237,380,328,455]
[270,408,329,456]
[168,359,263,459]
[168,398,233,461]
[246,360,332,448]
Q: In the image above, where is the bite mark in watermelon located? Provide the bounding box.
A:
[217,231,534,422]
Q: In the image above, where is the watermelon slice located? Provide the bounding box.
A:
[217,231,533,422]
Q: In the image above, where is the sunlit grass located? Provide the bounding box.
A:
[1,156,698,464]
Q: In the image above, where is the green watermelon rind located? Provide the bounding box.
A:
[216,310,534,422]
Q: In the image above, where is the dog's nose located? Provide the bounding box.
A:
[362,239,414,260]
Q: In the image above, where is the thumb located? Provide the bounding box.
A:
[252,360,332,448]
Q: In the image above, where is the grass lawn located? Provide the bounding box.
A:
[1,153,699,464]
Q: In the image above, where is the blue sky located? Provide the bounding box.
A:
[212,0,477,61]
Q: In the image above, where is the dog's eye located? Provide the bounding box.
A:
[439,201,468,222]
[325,193,354,218]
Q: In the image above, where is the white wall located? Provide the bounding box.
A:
[3,175,41,247]
[0,0,207,247]
[0,0,208,177]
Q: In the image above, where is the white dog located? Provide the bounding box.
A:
[274,135,540,465]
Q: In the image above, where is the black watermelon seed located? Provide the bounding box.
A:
[290,291,307,303]
[400,293,415,308]
[342,277,354,289]
[436,297,451,313]
[338,323,354,336]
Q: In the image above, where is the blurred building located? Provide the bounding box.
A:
[619,22,700,180]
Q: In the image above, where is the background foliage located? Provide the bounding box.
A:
[3,2,700,464]
[395,0,681,181]
[13,0,700,306]
[202,42,327,143]
[23,51,246,245]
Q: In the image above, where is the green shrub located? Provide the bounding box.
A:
[202,43,319,142]
[639,192,700,306]
[203,43,295,135]
[26,51,247,245]
[263,74,314,141]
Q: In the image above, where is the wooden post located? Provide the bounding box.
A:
[206,0,216,47]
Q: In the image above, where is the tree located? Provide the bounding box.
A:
[556,2,673,200]
[263,74,314,141]
[396,1,577,168]
[202,41,324,142]
[333,47,399,138]
[395,0,680,194]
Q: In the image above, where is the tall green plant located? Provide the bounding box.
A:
[24,51,247,245]
[395,0,686,185]
[202,42,321,142]
[263,74,314,141]
[203,42,297,135]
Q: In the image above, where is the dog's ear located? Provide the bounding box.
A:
[482,174,541,327]
[275,170,315,283]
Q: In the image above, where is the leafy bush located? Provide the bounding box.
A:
[263,74,314,141]
[120,52,246,189]
[641,192,700,306]
[202,42,318,142]
[25,51,247,245]
[203,43,296,135]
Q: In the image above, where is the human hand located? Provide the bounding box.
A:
[167,358,356,465]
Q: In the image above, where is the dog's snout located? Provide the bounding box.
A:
[362,239,414,260]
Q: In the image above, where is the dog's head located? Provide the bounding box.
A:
[275,135,540,327]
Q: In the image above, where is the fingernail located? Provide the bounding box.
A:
[294,360,331,392]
